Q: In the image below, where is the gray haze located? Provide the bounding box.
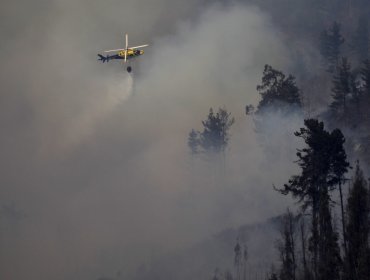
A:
[0,1,304,279]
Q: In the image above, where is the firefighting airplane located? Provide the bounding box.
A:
[97,34,149,73]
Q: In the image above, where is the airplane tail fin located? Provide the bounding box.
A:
[97,54,109,63]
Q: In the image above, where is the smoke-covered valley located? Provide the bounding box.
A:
[1,0,369,280]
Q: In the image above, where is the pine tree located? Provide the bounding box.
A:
[317,188,341,280]
[299,216,311,280]
[319,22,345,72]
[328,129,350,254]
[199,107,235,154]
[280,119,330,278]
[343,162,370,280]
[188,129,199,155]
[329,58,355,125]
[256,65,301,115]
[188,108,234,156]
[278,119,348,280]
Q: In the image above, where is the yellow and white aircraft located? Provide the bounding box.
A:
[98,34,149,73]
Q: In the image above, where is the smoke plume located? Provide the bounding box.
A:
[0,1,304,279]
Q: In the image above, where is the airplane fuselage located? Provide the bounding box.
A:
[108,49,144,61]
[98,34,148,71]
[118,49,144,57]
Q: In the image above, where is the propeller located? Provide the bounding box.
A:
[131,44,149,49]
[103,44,149,53]
[124,33,128,62]
[104,49,126,53]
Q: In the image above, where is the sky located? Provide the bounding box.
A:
[0,1,304,279]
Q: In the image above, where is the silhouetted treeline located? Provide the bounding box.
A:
[250,62,370,280]
[251,60,370,280]
[186,1,370,279]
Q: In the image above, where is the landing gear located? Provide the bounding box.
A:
[127,66,132,73]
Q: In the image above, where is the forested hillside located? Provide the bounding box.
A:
[185,1,370,279]
[1,1,370,280]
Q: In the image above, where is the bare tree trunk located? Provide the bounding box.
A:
[288,211,296,280]
[338,180,348,256]
[312,195,319,280]
[300,217,310,280]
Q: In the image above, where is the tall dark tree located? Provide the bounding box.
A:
[199,107,235,154]
[329,58,356,125]
[328,128,350,254]
[317,187,341,280]
[343,162,370,280]
[319,22,345,72]
[279,119,328,279]
[299,216,311,280]
[256,65,301,114]
[279,119,347,280]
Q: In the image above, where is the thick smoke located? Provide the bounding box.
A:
[0,1,303,279]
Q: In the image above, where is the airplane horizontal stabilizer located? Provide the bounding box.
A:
[97,54,109,63]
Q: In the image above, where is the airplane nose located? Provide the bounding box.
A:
[140,50,144,54]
